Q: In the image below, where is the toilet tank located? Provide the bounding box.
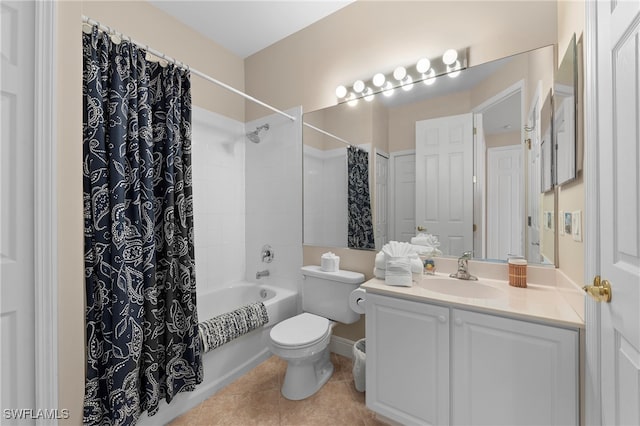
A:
[300,265,365,324]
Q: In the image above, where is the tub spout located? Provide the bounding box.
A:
[256,270,270,279]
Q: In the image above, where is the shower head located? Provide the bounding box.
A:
[246,124,270,143]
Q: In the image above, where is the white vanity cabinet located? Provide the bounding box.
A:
[366,293,579,426]
[365,293,450,425]
[451,308,578,426]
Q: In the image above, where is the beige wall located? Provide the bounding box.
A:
[557,0,585,286]
[56,3,84,424]
[245,1,558,121]
[56,1,245,422]
[388,90,473,152]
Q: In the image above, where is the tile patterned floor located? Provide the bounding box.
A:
[168,353,388,426]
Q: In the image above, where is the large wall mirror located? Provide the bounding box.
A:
[554,33,578,186]
[303,45,557,266]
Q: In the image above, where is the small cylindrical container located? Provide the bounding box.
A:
[508,258,527,288]
[420,255,436,275]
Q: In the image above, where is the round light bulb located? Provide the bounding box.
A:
[416,58,431,74]
[442,49,458,66]
[353,80,365,93]
[393,66,407,81]
[382,81,395,97]
[363,87,374,102]
[372,73,386,87]
[347,93,359,107]
[335,85,347,98]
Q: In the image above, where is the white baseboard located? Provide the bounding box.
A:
[329,335,357,359]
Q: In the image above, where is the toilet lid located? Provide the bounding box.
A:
[270,313,330,347]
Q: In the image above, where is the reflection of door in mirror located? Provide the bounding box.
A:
[487,145,524,259]
[527,93,542,263]
[374,151,389,250]
[415,114,473,256]
[389,151,415,243]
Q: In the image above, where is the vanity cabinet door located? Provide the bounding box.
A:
[366,293,450,426]
[451,309,578,426]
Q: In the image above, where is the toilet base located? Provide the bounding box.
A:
[281,347,333,400]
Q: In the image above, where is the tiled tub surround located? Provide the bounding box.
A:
[144,107,304,425]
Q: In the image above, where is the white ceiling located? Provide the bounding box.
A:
[148,0,354,58]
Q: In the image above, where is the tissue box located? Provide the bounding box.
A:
[321,252,340,272]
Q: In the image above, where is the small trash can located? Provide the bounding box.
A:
[352,338,366,392]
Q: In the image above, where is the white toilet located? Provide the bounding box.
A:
[268,265,364,400]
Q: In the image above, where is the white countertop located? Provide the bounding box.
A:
[361,273,585,329]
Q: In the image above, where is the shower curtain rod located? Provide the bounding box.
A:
[81,16,296,122]
[303,122,358,149]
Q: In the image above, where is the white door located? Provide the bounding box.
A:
[593,1,640,424]
[389,151,415,243]
[486,145,524,259]
[527,101,542,263]
[473,114,486,258]
[416,114,473,256]
[1,0,36,417]
[375,152,389,250]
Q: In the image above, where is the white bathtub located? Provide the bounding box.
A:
[138,282,298,425]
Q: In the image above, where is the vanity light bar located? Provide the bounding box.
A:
[335,48,468,105]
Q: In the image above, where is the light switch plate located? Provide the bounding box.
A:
[572,210,582,242]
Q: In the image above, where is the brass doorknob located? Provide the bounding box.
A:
[583,275,612,303]
[417,226,426,232]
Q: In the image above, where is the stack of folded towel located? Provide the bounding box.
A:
[410,233,443,257]
[374,241,424,286]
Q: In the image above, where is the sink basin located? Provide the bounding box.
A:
[418,277,504,299]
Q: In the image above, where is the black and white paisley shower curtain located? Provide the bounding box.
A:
[82,28,202,425]
[347,146,375,249]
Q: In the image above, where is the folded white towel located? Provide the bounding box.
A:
[373,267,385,280]
[375,251,386,270]
[410,257,423,281]
[410,233,441,249]
[385,257,413,287]
[385,274,413,287]
[412,245,443,257]
[382,241,416,259]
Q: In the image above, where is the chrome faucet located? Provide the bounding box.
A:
[256,270,270,279]
[449,251,478,281]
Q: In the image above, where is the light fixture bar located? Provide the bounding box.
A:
[335,48,468,105]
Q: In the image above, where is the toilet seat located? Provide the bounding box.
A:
[270,313,330,348]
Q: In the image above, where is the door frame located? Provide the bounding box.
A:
[33,0,59,417]
[583,0,601,424]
